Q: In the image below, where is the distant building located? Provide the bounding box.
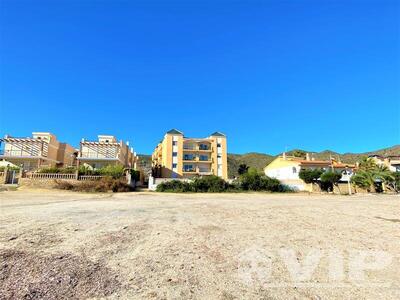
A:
[0,132,76,171]
[77,135,138,169]
[152,129,228,179]
[264,153,355,191]
[368,154,400,172]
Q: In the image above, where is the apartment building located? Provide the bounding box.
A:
[264,153,355,191]
[0,132,76,171]
[77,135,138,169]
[152,129,228,179]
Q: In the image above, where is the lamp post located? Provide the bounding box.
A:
[346,166,352,195]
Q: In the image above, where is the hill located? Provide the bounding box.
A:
[228,152,274,178]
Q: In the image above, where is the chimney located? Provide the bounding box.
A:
[282,152,286,160]
[306,153,310,161]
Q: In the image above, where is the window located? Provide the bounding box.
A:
[172,152,177,157]
[184,154,194,160]
[184,165,194,171]
[172,141,177,146]
[292,167,297,174]
[217,143,221,148]
[217,154,222,158]
[200,155,208,161]
[172,163,177,169]
[199,144,209,150]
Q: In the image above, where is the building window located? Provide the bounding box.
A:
[172,141,177,146]
[172,152,177,157]
[217,143,221,148]
[292,167,297,174]
[199,144,209,150]
[172,163,177,169]
[184,165,194,172]
[184,154,194,160]
[217,154,222,158]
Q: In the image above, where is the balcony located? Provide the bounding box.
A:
[0,149,45,158]
[183,143,212,152]
[182,166,212,175]
[79,151,119,160]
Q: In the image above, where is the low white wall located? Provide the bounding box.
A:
[148,176,192,191]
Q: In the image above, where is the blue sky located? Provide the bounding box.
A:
[1,0,399,154]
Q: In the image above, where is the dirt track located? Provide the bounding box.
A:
[0,190,399,299]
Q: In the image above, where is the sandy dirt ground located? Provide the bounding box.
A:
[0,189,399,299]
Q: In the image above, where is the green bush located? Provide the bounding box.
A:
[299,169,324,184]
[37,167,61,174]
[191,176,229,192]
[0,166,20,172]
[156,180,192,192]
[78,165,125,178]
[239,170,287,192]
[156,173,291,193]
[98,165,125,178]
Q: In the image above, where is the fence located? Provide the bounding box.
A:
[78,175,104,181]
[26,173,77,180]
[25,173,106,181]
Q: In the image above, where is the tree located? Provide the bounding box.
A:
[292,150,306,158]
[238,164,249,175]
[352,159,395,193]
[320,171,342,192]
[299,168,323,184]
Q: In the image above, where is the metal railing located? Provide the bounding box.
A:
[27,173,76,180]
[78,175,104,181]
[0,149,45,157]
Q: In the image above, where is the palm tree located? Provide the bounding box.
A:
[352,162,395,193]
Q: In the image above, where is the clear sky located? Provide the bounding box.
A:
[1,0,399,154]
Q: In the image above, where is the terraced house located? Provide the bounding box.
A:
[77,135,138,169]
[0,132,76,171]
[152,129,228,179]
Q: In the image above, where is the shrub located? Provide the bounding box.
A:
[190,176,229,192]
[320,171,342,191]
[98,165,125,179]
[0,166,20,172]
[156,173,291,193]
[299,169,324,184]
[238,170,288,192]
[38,167,61,174]
[156,180,192,192]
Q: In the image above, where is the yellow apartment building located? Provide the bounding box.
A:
[152,129,228,179]
[0,132,76,171]
[77,135,138,169]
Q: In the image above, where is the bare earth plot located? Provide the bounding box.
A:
[0,190,399,299]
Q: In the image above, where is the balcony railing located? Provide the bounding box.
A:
[0,149,45,157]
[79,152,118,159]
[183,145,212,151]
[183,167,212,173]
